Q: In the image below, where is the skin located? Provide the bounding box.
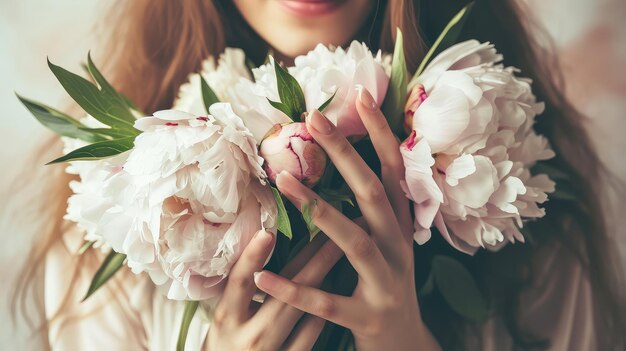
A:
[208,1,442,349]
[206,228,344,350]
[206,89,441,350]
[232,0,375,59]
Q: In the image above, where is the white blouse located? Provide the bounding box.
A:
[44,227,595,350]
[45,227,210,351]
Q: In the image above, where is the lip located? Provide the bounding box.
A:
[277,0,345,17]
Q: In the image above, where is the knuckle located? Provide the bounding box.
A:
[381,157,404,177]
[311,199,328,221]
[378,292,403,311]
[363,317,385,337]
[359,182,386,204]
[212,306,228,328]
[282,283,300,303]
[248,248,269,265]
[228,273,252,292]
[335,139,352,157]
[242,333,263,351]
[372,115,390,133]
[314,296,336,319]
[352,237,376,259]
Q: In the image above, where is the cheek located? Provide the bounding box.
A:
[232,0,273,36]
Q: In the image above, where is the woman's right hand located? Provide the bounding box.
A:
[205,228,342,351]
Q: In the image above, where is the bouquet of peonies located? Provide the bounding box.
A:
[19,3,556,349]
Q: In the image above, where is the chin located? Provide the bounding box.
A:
[233,0,375,59]
[265,28,353,58]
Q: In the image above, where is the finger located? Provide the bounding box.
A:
[305,110,402,256]
[356,87,413,239]
[292,238,343,286]
[282,315,326,351]
[252,239,343,347]
[255,270,362,330]
[279,232,328,279]
[276,171,389,285]
[217,230,275,324]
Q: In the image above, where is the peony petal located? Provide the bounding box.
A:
[434,213,479,255]
[412,40,501,90]
[443,154,476,186]
[413,86,471,153]
[400,137,443,230]
[413,224,432,245]
[153,109,197,121]
[445,156,498,209]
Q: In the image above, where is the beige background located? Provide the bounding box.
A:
[0,0,624,349]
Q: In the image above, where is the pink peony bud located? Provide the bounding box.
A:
[259,122,327,187]
[404,84,428,134]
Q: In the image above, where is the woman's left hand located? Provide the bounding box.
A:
[254,89,442,351]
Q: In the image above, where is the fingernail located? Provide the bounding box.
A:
[255,230,273,245]
[253,271,262,285]
[357,85,377,110]
[306,110,333,135]
[276,171,308,205]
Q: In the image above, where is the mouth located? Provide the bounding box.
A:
[277,0,346,17]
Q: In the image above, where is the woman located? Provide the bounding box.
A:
[14,0,626,350]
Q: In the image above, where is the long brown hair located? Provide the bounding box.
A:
[13,0,625,349]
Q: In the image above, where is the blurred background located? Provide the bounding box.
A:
[0,0,624,349]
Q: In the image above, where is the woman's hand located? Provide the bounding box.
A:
[206,227,343,350]
[253,89,442,351]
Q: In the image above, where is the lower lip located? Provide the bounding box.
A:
[278,0,345,16]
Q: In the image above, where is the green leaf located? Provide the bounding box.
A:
[318,90,337,113]
[272,187,293,239]
[121,94,143,115]
[80,127,136,139]
[47,136,135,164]
[16,94,105,143]
[77,241,95,255]
[176,300,199,351]
[413,2,475,79]
[86,53,136,123]
[273,59,307,121]
[200,76,220,114]
[320,189,355,208]
[381,28,409,134]
[432,255,488,322]
[47,58,137,131]
[418,270,435,297]
[82,251,126,301]
[267,99,294,120]
[302,200,321,240]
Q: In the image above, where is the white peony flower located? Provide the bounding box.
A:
[228,61,291,142]
[173,48,251,115]
[259,122,328,187]
[66,104,276,300]
[401,40,555,254]
[229,41,391,142]
[290,41,390,138]
[63,116,123,251]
